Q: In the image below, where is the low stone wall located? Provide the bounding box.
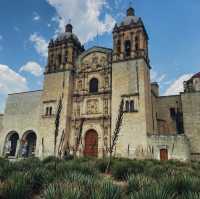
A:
[147,134,190,161]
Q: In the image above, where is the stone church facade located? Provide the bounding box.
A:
[0,7,200,161]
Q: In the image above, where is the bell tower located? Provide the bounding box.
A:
[111,7,153,159]
[46,24,84,74]
[113,6,149,63]
[39,24,84,157]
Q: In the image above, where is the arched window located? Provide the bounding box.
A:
[21,131,37,158]
[117,40,121,55]
[124,40,131,57]
[125,101,130,112]
[5,132,19,157]
[89,78,99,93]
[135,36,139,51]
[130,100,134,112]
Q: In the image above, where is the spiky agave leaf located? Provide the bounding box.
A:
[130,186,173,199]
[98,181,122,199]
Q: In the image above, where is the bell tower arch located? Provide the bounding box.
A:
[113,6,149,63]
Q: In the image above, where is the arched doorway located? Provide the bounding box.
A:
[4,131,19,157]
[84,130,98,157]
[21,131,37,158]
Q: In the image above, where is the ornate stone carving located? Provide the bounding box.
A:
[87,99,99,114]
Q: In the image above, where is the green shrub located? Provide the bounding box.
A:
[0,160,13,181]
[95,158,109,173]
[112,160,144,180]
[13,157,41,172]
[42,156,61,164]
[29,167,53,191]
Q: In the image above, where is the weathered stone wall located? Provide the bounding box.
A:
[148,134,190,161]
[156,95,182,134]
[39,71,73,158]
[0,91,42,156]
[181,91,200,160]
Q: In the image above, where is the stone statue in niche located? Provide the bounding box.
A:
[87,99,99,114]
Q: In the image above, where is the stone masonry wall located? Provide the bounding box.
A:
[0,91,42,156]
[181,91,200,160]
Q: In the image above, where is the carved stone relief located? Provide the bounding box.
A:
[87,99,99,114]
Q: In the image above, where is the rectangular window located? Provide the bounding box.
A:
[170,108,176,119]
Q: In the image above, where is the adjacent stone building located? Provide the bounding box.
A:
[0,7,199,161]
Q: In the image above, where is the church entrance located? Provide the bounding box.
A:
[160,149,168,161]
[84,130,98,157]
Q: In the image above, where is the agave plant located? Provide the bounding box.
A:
[96,181,122,199]
[64,171,98,198]
[182,192,200,199]
[63,184,82,199]
[127,174,155,194]
[43,182,63,199]
[130,186,173,199]
[1,172,32,199]
[163,174,200,197]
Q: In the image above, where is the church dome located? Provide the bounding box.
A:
[54,23,81,44]
[118,7,140,26]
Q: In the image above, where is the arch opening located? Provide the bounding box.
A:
[89,78,99,93]
[124,40,131,57]
[21,131,37,158]
[4,132,19,157]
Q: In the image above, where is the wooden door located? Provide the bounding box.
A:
[160,149,168,161]
[84,130,98,157]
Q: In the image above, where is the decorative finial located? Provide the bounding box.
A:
[127,1,135,16]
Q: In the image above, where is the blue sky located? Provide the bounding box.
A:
[0,0,200,112]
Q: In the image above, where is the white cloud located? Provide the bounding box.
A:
[29,33,48,58]
[19,61,43,77]
[164,74,193,96]
[33,12,40,21]
[151,70,166,83]
[0,64,28,94]
[46,0,116,43]
[0,35,3,40]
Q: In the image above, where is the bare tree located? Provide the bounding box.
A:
[106,99,124,172]
[73,118,85,157]
[54,97,63,156]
